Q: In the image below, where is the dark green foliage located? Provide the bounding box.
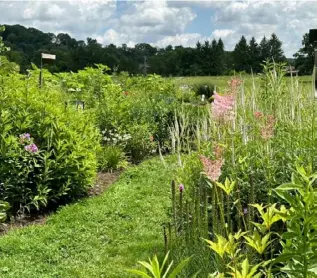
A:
[268,33,286,63]
[1,24,293,76]
[193,83,215,99]
[248,37,261,73]
[233,36,250,73]
[294,33,314,75]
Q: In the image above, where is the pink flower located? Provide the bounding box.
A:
[211,92,236,122]
[25,143,39,153]
[260,114,275,140]
[228,78,242,94]
[199,143,225,182]
[179,184,184,192]
[199,155,224,182]
[213,144,224,160]
[254,111,263,119]
[19,133,31,144]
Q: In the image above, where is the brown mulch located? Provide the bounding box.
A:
[0,171,122,235]
[88,170,121,196]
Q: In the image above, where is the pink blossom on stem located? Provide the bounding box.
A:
[228,78,242,94]
[260,114,275,140]
[211,92,236,122]
[25,143,39,153]
[254,111,263,119]
[199,155,224,182]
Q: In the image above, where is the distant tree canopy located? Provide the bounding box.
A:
[0,24,308,76]
[293,33,314,75]
[0,26,20,75]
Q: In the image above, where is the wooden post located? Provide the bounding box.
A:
[39,53,56,88]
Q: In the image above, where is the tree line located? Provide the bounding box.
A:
[0,24,314,76]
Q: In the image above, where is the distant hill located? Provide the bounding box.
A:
[0,24,295,76]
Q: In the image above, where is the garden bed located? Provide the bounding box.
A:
[0,171,121,236]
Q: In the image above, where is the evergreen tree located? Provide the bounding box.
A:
[210,39,217,75]
[233,36,250,72]
[194,41,204,75]
[215,38,225,75]
[248,37,261,73]
[268,33,286,62]
[202,40,212,75]
[259,36,270,63]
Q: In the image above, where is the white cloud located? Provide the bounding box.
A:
[212,29,235,38]
[154,33,206,47]
[209,0,317,56]
[96,29,136,47]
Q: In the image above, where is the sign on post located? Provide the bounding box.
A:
[41,53,56,60]
[39,53,56,88]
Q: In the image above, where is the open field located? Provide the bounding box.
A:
[172,74,313,91]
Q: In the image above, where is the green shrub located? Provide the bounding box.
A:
[191,82,215,100]
[125,124,157,163]
[97,145,127,172]
[0,72,100,215]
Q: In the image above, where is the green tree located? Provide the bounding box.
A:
[259,36,270,64]
[0,26,10,54]
[248,37,261,73]
[214,38,225,75]
[233,35,250,72]
[268,33,286,62]
[0,26,19,75]
[293,33,314,75]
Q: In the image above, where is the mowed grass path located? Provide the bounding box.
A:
[0,158,175,278]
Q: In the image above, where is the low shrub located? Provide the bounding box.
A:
[125,124,157,163]
[97,145,127,172]
[192,82,215,100]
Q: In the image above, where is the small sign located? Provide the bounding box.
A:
[41,53,56,60]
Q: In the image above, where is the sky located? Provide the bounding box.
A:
[1,0,316,57]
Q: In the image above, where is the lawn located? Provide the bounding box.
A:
[172,74,313,92]
[0,157,175,278]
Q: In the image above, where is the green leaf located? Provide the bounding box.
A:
[168,257,191,278]
[275,183,303,192]
[127,269,152,278]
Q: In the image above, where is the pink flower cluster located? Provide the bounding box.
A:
[228,78,242,95]
[261,115,275,140]
[19,133,39,153]
[254,111,263,119]
[254,112,275,140]
[199,144,225,182]
[211,92,235,122]
[24,143,39,153]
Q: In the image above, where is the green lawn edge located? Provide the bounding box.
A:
[0,156,176,278]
